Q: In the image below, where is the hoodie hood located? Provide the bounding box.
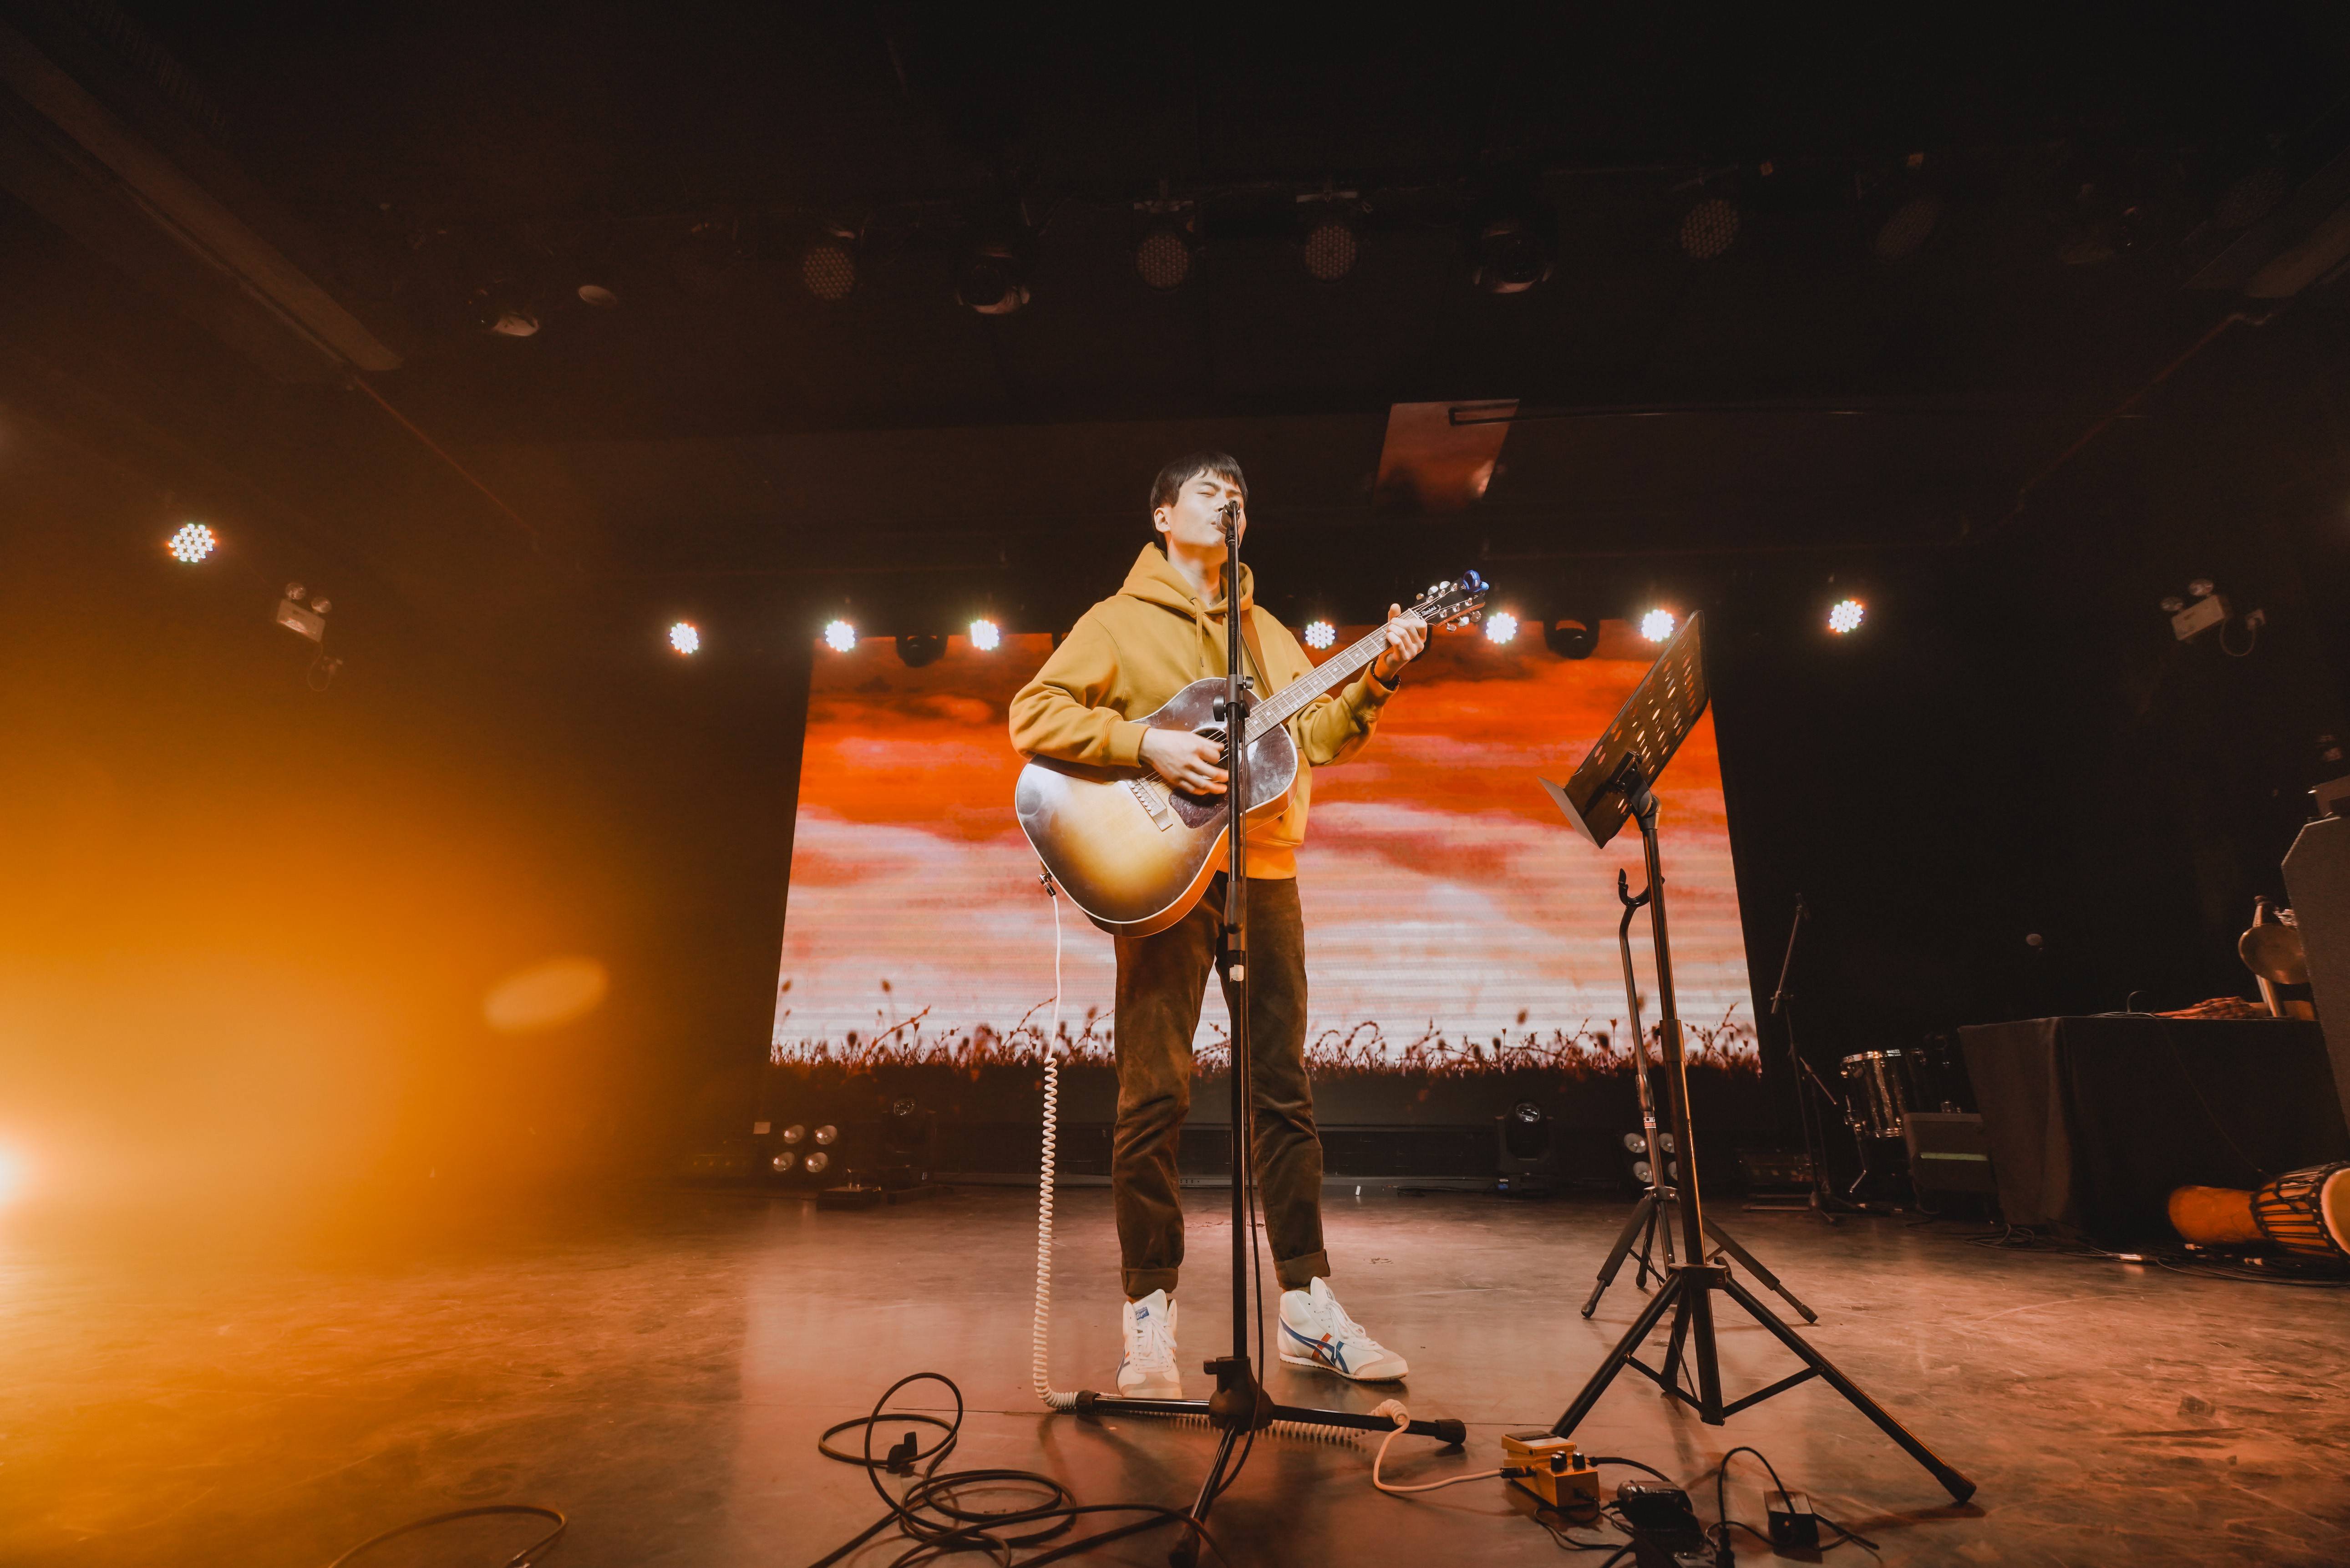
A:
[1117,545,1253,678]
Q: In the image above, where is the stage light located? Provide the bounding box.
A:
[1300,213,1358,282]
[1640,608,1676,642]
[813,1124,838,1146]
[275,584,326,643]
[1470,214,1551,294]
[781,1124,807,1146]
[1679,198,1740,260]
[465,282,540,337]
[803,1150,831,1176]
[1873,193,1939,261]
[1484,610,1520,645]
[896,633,945,668]
[954,228,1032,315]
[969,618,1001,651]
[1302,619,1336,650]
[669,621,700,655]
[770,1152,792,1174]
[1543,617,1599,660]
[824,619,857,653]
[166,522,216,563]
[1134,223,1193,290]
[1827,598,1865,634]
[801,236,857,301]
[576,283,620,310]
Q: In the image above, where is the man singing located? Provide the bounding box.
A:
[1009,452,1427,1399]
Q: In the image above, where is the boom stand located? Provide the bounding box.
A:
[1539,616,1973,1504]
[1583,870,1817,1325]
[1770,895,1859,1221]
[1076,503,1464,1568]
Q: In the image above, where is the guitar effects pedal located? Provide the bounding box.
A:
[1501,1429,1602,1513]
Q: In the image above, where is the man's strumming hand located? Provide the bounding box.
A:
[1371,604,1428,684]
[1141,728,1229,795]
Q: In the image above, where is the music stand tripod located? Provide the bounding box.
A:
[1580,868,1817,1325]
[1539,615,1974,1504]
[1072,502,1465,1568]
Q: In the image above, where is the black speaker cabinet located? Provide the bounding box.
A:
[1903,1112,1997,1196]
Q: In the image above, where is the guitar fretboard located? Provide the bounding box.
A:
[1243,622,1398,742]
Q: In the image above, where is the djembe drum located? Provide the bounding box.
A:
[2168,1162,2350,1260]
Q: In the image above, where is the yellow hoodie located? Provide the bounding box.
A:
[1008,545,1396,878]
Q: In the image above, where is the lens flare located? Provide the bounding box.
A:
[1484,610,1519,645]
[167,522,216,563]
[483,956,610,1033]
[1302,620,1336,650]
[1827,598,1865,634]
[1640,608,1677,642]
[969,619,1001,651]
[823,619,857,653]
[668,621,700,655]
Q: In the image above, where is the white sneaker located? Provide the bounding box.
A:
[1279,1278,1408,1381]
[1117,1290,1182,1398]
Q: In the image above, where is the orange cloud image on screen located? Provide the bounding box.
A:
[774,622,1755,1074]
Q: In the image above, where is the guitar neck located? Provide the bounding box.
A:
[1243,622,1394,741]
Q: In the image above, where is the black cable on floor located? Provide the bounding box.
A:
[807,1371,1229,1568]
[324,1505,566,1568]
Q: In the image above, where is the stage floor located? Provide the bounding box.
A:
[6,1183,2347,1567]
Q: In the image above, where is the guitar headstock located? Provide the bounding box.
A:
[1412,570,1490,632]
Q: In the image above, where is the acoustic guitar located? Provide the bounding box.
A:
[1015,574,1489,936]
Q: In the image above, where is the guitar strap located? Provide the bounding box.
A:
[1237,608,1280,713]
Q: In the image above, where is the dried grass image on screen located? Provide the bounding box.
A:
[772,622,1757,1079]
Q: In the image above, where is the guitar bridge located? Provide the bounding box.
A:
[1128,776,1176,830]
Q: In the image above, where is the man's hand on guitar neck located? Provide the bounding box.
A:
[1371,604,1429,685]
[1141,729,1229,796]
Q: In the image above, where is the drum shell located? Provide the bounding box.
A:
[1840,1050,1914,1139]
[2250,1162,2350,1260]
[2167,1185,2263,1246]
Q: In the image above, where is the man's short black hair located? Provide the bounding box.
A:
[1149,451,1248,521]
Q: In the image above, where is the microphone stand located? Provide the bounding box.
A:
[1771,895,1853,1222]
[1075,499,1464,1568]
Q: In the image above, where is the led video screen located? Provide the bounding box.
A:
[771,621,1757,1079]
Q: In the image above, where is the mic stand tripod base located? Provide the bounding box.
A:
[1073,1389,1467,1444]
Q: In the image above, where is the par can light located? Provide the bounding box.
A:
[823,619,857,654]
[1302,619,1335,650]
[167,522,216,563]
[969,618,1001,652]
[669,621,700,655]
[803,1149,831,1176]
[813,1124,838,1147]
[1484,610,1519,645]
[1640,609,1677,643]
[1827,598,1865,634]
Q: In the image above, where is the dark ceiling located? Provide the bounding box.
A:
[7,2,2350,636]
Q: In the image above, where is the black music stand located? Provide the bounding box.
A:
[1538,614,1974,1503]
[1578,868,1817,1325]
[1076,506,1464,1568]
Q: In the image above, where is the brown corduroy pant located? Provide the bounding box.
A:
[1112,873,1330,1300]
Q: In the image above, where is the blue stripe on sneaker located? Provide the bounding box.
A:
[1281,1321,1350,1374]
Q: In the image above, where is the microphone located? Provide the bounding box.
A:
[1218,497,1241,538]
